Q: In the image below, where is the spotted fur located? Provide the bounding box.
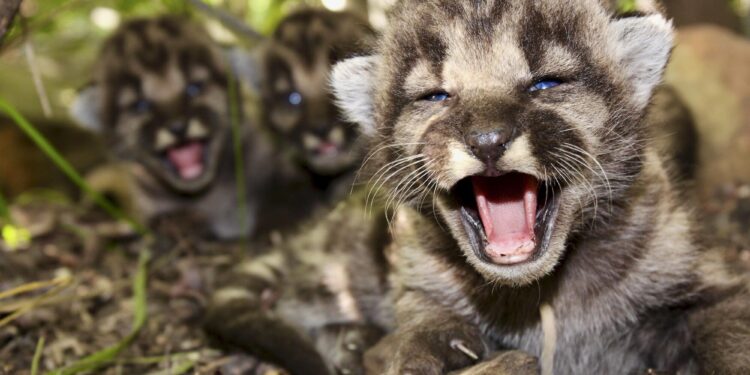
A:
[331,1,750,374]
[204,191,394,375]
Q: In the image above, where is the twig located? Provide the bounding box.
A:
[47,249,151,375]
[0,276,71,300]
[449,339,479,361]
[0,279,73,328]
[23,40,53,118]
[540,303,556,375]
[185,0,265,41]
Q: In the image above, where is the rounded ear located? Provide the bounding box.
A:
[70,85,104,132]
[608,13,674,110]
[330,55,381,138]
[226,47,262,92]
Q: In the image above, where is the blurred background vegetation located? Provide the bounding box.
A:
[0,0,376,124]
[0,0,747,124]
[0,0,748,200]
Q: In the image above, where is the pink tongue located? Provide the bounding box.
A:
[167,142,205,180]
[317,142,339,156]
[472,174,539,264]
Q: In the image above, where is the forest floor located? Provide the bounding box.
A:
[0,196,286,375]
[0,180,749,375]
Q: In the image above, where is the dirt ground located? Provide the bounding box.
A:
[0,179,748,375]
[0,197,287,375]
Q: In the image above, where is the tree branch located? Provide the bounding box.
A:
[0,0,22,45]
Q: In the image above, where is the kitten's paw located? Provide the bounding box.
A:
[366,326,484,375]
[451,350,539,375]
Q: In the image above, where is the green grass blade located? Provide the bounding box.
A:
[46,249,151,375]
[0,189,9,222]
[227,67,249,243]
[31,336,45,375]
[0,98,147,235]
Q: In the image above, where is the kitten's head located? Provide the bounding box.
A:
[73,16,231,194]
[260,9,376,176]
[332,0,673,285]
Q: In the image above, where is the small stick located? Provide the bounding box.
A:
[540,303,557,375]
[450,339,480,361]
[23,40,53,118]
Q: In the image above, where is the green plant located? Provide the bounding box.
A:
[0,189,9,222]
[31,336,46,375]
[618,0,637,13]
[47,249,150,375]
[0,98,146,234]
[227,67,249,243]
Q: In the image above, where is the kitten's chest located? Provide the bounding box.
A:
[481,308,694,375]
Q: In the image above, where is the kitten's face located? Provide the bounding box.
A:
[333,0,673,285]
[261,10,375,176]
[97,17,230,194]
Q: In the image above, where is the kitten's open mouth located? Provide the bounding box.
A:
[451,173,560,265]
[163,141,209,181]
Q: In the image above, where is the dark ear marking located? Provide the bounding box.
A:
[614,11,648,19]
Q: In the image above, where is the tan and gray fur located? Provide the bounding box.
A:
[204,190,394,375]
[330,0,750,374]
[253,9,376,201]
[72,16,275,239]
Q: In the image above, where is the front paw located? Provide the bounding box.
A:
[365,326,485,375]
[450,351,539,375]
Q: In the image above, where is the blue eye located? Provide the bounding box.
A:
[288,92,303,106]
[131,99,151,114]
[422,92,450,102]
[529,80,562,92]
[186,82,203,98]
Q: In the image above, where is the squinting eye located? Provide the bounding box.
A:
[186,82,204,98]
[529,80,562,92]
[421,92,450,102]
[131,99,151,114]
[288,91,303,106]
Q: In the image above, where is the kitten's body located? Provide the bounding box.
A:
[329,0,750,374]
[206,191,393,375]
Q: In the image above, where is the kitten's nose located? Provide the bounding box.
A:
[168,121,187,137]
[466,129,513,164]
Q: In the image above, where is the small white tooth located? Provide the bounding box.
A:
[329,126,345,145]
[187,119,209,139]
[303,133,321,151]
[155,129,176,151]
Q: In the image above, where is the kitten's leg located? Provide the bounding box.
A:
[689,285,750,374]
[315,323,385,375]
[364,291,487,375]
